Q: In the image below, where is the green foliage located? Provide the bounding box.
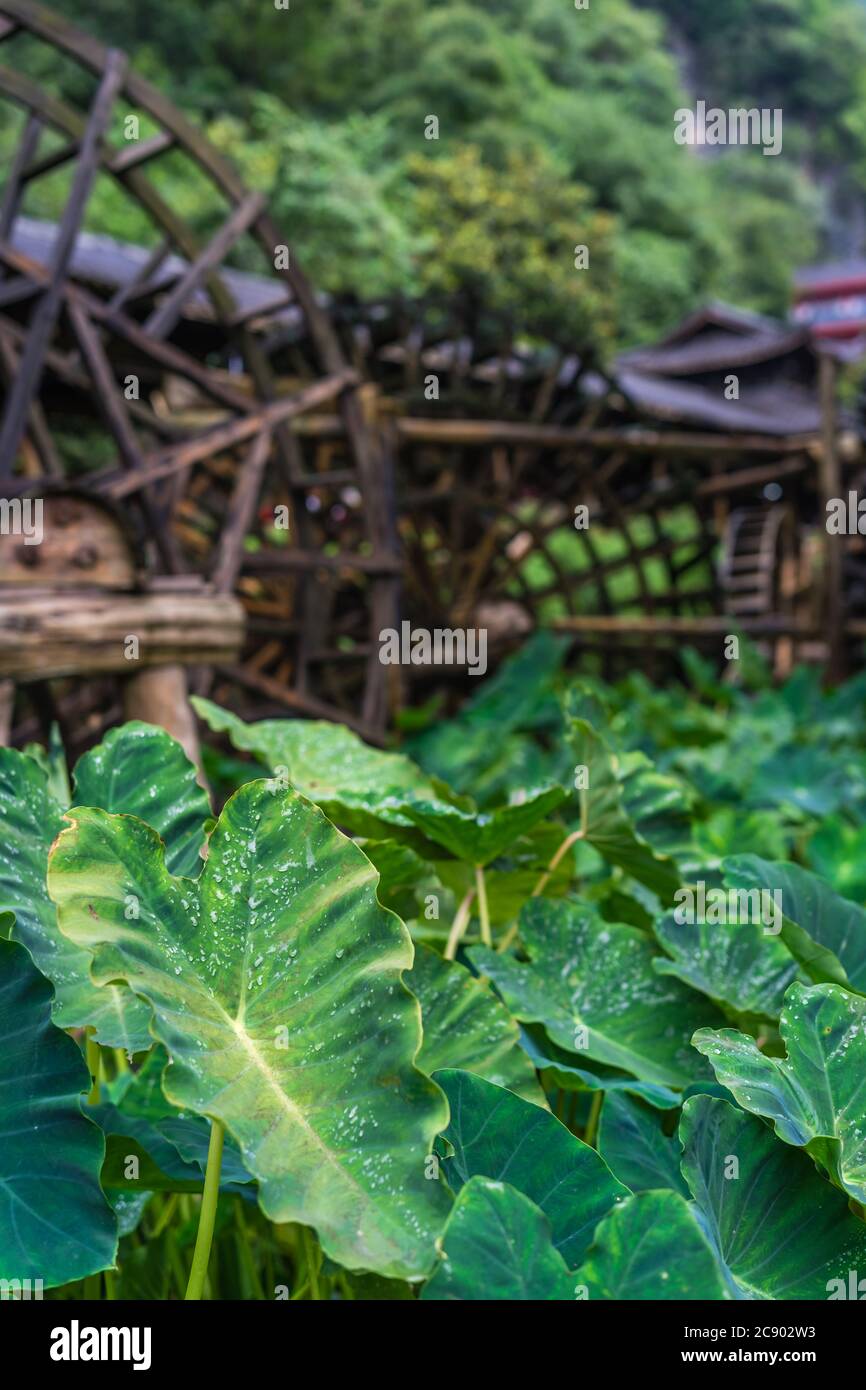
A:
[42,0,863,346]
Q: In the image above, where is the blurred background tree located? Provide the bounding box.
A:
[32,0,866,355]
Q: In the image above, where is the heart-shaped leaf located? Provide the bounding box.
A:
[680,1095,866,1299]
[564,696,679,901]
[421,1176,575,1301]
[471,898,721,1088]
[0,748,150,1050]
[598,1092,689,1196]
[724,856,866,992]
[97,1047,253,1194]
[409,945,544,1105]
[517,1027,682,1110]
[192,697,445,837]
[693,982,866,1203]
[397,786,566,867]
[48,779,452,1279]
[577,1190,729,1301]
[434,1069,627,1268]
[0,938,117,1288]
[653,906,801,1022]
[74,722,210,878]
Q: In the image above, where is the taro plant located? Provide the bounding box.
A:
[4,641,866,1299]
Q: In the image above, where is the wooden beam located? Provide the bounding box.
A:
[242,546,402,577]
[95,369,358,498]
[0,111,41,241]
[818,353,846,681]
[209,428,272,592]
[0,48,127,475]
[108,129,174,175]
[144,190,266,340]
[552,615,819,639]
[394,417,818,455]
[0,586,244,679]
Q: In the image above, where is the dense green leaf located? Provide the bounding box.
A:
[421,1176,575,1301]
[653,906,801,1021]
[517,1026,683,1109]
[694,982,866,1203]
[409,945,544,1104]
[0,938,117,1288]
[564,694,679,901]
[49,779,451,1279]
[74,722,211,878]
[397,786,566,866]
[577,1190,729,1301]
[471,897,720,1087]
[680,1096,866,1300]
[598,1093,689,1196]
[0,748,151,1050]
[435,1069,627,1267]
[192,696,446,837]
[724,856,866,992]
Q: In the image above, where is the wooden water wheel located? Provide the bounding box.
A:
[0,0,398,752]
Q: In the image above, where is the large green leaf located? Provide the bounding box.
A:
[680,1096,866,1300]
[192,696,444,837]
[693,982,866,1203]
[96,1047,253,1194]
[598,1092,689,1196]
[397,786,566,866]
[471,898,720,1088]
[421,1176,575,1301]
[577,1190,729,1301]
[564,695,679,901]
[48,779,451,1279]
[653,907,801,1022]
[724,855,866,992]
[409,944,544,1105]
[0,748,150,1050]
[435,1069,627,1267]
[517,1027,682,1110]
[0,938,117,1287]
[74,722,210,878]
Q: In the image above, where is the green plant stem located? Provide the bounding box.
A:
[83,1272,101,1299]
[584,1090,603,1149]
[85,1029,101,1105]
[235,1198,265,1299]
[113,1047,129,1075]
[302,1225,321,1301]
[104,1269,116,1301]
[475,865,492,948]
[150,1191,179,1239]
[444,886,476,961]
[497,829,586,955]
[184,1118,225,1300]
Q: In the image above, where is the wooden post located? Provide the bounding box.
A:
[818,353,846,682]
[122,663,202,769]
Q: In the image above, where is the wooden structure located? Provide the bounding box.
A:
[0,3,863,756]
[0,0,398,754]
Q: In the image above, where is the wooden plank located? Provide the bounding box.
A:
[65,295,180,572]
[0,586,245,679]
[0,275,40,310]
[0,329,61,476]
[243,546,402,577]
[144,190,266,340]
[819,354,846,680]
[0,111,41,241]
[108,129,174,175]
[394,417,817,455]
[209,429,271,592]
[0,49,127,475]
[552,615,818,638]
[95,369,358,498]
